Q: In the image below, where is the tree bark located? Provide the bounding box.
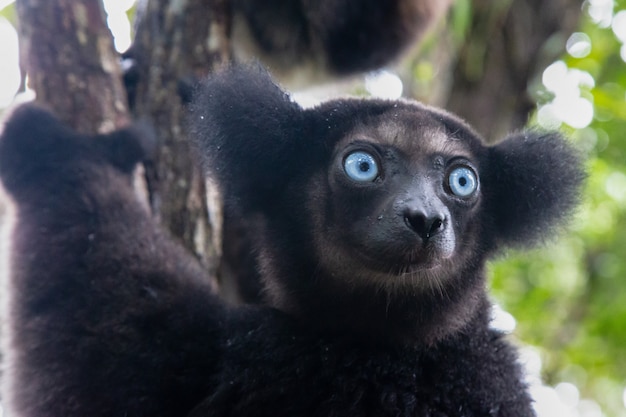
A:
[15,0,129,133]
[129,0,230,278]
[445,0,581,141]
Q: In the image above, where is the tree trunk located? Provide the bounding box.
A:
[129,0,230,279]
[15,0,129,133]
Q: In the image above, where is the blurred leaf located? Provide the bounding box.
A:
[0,1,16,25]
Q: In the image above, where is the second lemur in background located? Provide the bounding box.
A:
[126,0,453,99]
[231,0,453,85]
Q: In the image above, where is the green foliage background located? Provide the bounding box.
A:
[487,1,626,415]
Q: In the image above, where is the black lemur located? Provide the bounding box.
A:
[126,0,454,105]
[0,66,584,416]
[229,0,453,85]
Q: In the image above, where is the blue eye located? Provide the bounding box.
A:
[448,166,478,197]
[343,151,379,182]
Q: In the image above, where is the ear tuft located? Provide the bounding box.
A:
[484,131,586,248]
[0,104,79,194]
[188,64,306,211]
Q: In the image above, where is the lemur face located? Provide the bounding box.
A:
[306,107,485,290]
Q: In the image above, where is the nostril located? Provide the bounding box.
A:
[404,211,445,239]
[429,218,444,237]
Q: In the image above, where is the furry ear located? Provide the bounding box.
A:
[483,131,585,248]
[0,105,81,196]
[188,65,307,211]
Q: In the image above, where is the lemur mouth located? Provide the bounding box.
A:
[355,247,442,277]
[389,258,442,276]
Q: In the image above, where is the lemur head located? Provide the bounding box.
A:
[191,66,584,344]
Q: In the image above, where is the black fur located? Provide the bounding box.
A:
[0,105,221,416]
[0,66,584,416]
[125,0,452,107]
[230,0,453,84]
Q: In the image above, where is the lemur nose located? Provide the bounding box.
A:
[403,209,445,240]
